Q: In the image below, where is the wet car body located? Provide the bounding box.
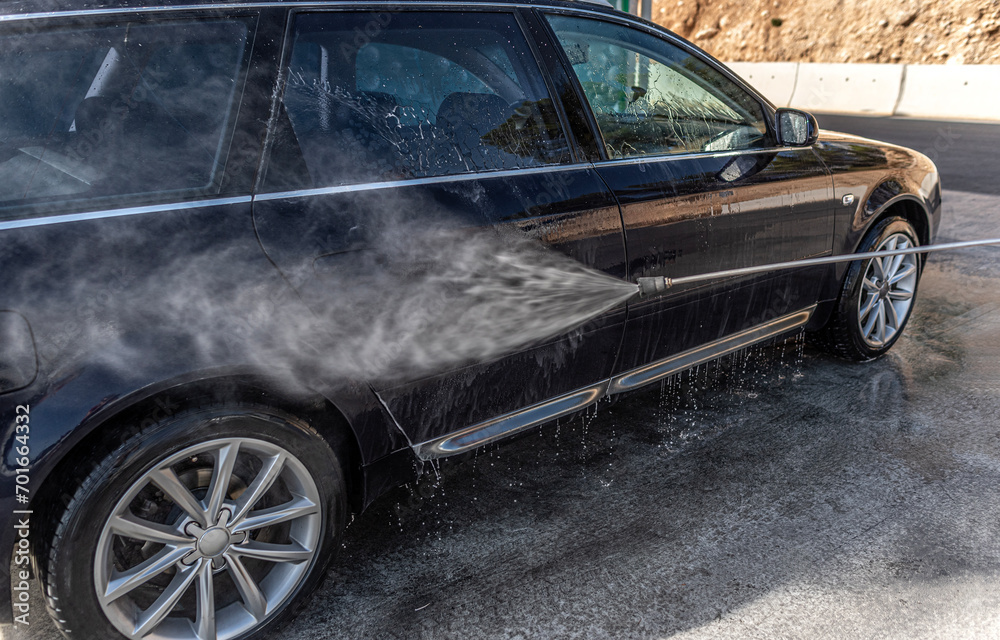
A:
[0,0,940,636]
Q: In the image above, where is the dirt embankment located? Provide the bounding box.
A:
[652,0,1000,64]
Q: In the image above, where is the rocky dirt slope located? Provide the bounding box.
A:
[652,0,1000,64]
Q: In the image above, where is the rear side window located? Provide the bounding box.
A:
[264,11,571,190]
[0,18,250,215]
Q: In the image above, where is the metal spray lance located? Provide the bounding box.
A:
[634,238,1000,296]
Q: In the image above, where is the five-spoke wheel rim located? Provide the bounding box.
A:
[857,233,918,348]
[94,437,323,640]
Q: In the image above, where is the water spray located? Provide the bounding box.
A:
[635,238,1000,296]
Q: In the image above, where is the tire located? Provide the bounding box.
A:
[42,404,346,640]
[813,217,922,361]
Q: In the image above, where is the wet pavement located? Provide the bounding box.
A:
[9,188,1000,639]
[815,114,1000,197]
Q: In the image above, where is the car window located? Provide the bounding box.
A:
[0,19,250,215]
[265,11,571,190]
[546,15,769,159]
[355,44,496,126]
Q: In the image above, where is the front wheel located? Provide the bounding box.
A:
[813,217,922,361]
[42,405,346,640]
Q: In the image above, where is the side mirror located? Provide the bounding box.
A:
[776,108,819,146]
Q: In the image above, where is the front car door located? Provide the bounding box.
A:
[252,8,628,457]
[541,11,837,387]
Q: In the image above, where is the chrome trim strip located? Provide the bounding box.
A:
[254,163,592,202]
[0,196,252,231]
[0,1,614,23]
[609,305,816,394]
[414,381,608,460]
[0,5,251,21]
[591,146,802,169]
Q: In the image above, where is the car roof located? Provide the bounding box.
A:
[0,0,618,20]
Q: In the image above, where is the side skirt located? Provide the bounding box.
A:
[412,305,816,461]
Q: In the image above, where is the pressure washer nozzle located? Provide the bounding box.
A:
[637,276,673,296]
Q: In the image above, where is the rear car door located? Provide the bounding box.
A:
[541,11,837,384]
[252,8,628,456]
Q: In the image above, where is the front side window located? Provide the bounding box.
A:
[0,18,251,215]
[546,15,769,159]
[267,11,570,189]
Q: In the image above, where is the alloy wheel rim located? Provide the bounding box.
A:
[857,233,918,348]
[94,437,322,640]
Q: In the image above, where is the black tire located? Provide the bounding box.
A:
[813,216,922,361]
[42,404,346,640]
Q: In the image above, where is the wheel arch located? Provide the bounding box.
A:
[29,372,379,561]
[843,189,933,287]
[810,188,932,332]
[860,193,932,250]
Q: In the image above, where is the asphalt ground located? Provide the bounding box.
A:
[815,114,1000,196]
[8,116,1000,639]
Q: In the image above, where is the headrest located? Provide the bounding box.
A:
[436,92,510,130]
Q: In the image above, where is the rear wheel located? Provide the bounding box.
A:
[814,217,921,361]
[43,405,345,640]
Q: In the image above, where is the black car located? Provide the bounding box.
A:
[0,0,940,638]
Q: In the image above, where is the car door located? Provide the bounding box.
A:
[541,11,837,384]
[252,8,628,456]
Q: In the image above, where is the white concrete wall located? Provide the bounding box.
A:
[789,63,904,115]
[896,65,1000,121]
[727,62,798,108]
[723,61,1000,121]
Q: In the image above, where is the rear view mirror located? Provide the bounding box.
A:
[776,108,818,146]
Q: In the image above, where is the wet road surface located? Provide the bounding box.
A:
[9,131,1000,639]
[816,114,1000,196]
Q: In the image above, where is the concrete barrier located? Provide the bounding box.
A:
[726,62,797,107]
[725,61,1000,121]
[896,65,1000,121]
[788,63,904,115]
